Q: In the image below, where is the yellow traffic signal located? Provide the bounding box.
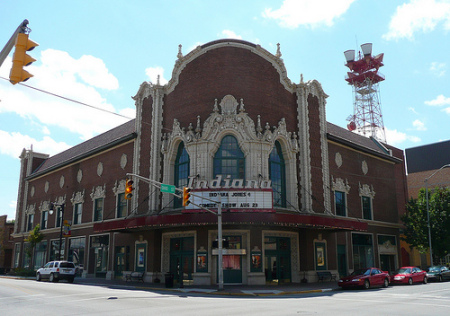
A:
[182,187,191,206]
[125,179,134,200]
[9,33,38,84]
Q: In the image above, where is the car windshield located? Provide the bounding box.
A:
[60,262,75,268]
[428,266,441,272]
[351,269,371,276]
[397,268,411,274]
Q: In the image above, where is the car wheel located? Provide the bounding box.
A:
[408,277,413,285]
[49,273,58,283]
[423,276,428,284]
[383,278,389,288]
[36,273,41,282]
[364,280,370,289]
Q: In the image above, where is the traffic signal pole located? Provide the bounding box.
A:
[126,172,224,290]
[0,19,29,69]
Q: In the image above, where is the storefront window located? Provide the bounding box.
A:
[69,237,86,270]
[50,239,65,261]
[34,241,48,270]
[352,233,373,270]
[13,244,20,268]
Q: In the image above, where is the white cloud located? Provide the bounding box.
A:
[0,50,133,142]
[412,119,427,131]
[145,66,168,85]
[0,130,71,159]
[385,127,421,146]
[383,0,450,41]
[425,94,450,106]
[430,61,446,76]
[220,30,242,39]
[262,0,356,29]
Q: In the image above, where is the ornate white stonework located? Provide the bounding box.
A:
[39,200,52,212]
[77,169,83,183]
[359,183,376,199]
[97,162,103,177]
[120,154,127,169]
[44,181,49,193]
[25,204,36,215]
[59,175,65,188]
[161,95,300,211]
[30,185,35,197]
[335,152,343,168]
[113,179,126,195]
[90,185,106,200]
[362,160,368,175]
[71,190,85,204]
[331,176,351,194]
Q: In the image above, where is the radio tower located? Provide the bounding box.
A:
[344,43,386,143]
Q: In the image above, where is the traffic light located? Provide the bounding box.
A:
[125,179,134,200]
[182,187,191,206]
[9,33,38,84]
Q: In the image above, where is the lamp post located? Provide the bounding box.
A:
[424,164,450,267]
[49,203,65,260]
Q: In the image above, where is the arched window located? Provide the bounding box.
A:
[174,142,189,208]
[213,135,245,182]
[269,141,286,208]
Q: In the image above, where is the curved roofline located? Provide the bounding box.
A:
[165,39,295,94]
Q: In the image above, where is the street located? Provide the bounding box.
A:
[1,278,450,315]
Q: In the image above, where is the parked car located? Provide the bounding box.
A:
[426,265,450,282]
[36,261,76,283]
[338,267,390,289]
[391,266,427,285]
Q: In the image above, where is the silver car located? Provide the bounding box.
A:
[36,261,76,283]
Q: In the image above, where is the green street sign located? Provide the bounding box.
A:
[160,184,176,194]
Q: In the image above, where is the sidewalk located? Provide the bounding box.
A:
[74,277,339,296]
[1,275,339,296]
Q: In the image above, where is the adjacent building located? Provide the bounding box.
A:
[12,39,407,284]
[0,215,14,274]
[405,140,450,267]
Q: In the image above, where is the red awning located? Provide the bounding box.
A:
[93,212,367,233]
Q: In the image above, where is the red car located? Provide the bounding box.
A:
[338,267,390,289]
[391,266,427,285]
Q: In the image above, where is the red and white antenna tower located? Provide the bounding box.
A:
[344,43,386,143]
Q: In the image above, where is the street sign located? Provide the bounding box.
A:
[160,184,176,194]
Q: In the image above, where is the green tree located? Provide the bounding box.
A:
[24,224,44,269]
[402,187,450,263]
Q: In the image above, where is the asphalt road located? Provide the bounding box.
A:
[1,278,450,316]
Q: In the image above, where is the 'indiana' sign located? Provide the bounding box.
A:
[187,175,272,189]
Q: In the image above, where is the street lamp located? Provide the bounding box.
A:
[49,203,65,260]
[424,164,450,267]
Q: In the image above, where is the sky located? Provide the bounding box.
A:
[1,0,450,221]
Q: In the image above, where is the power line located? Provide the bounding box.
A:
[0,75,133,120]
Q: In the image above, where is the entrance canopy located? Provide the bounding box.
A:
[93,212,367,233]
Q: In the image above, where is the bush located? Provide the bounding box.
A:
[13,267,36,277]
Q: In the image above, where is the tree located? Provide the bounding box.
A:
[402,187,450,263]
[24,224,44,269]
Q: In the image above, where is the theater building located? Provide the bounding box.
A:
[12,39,407,285]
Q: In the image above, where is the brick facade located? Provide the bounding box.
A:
[12,39,406,284]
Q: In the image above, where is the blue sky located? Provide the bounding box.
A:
[1,0,450,221]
